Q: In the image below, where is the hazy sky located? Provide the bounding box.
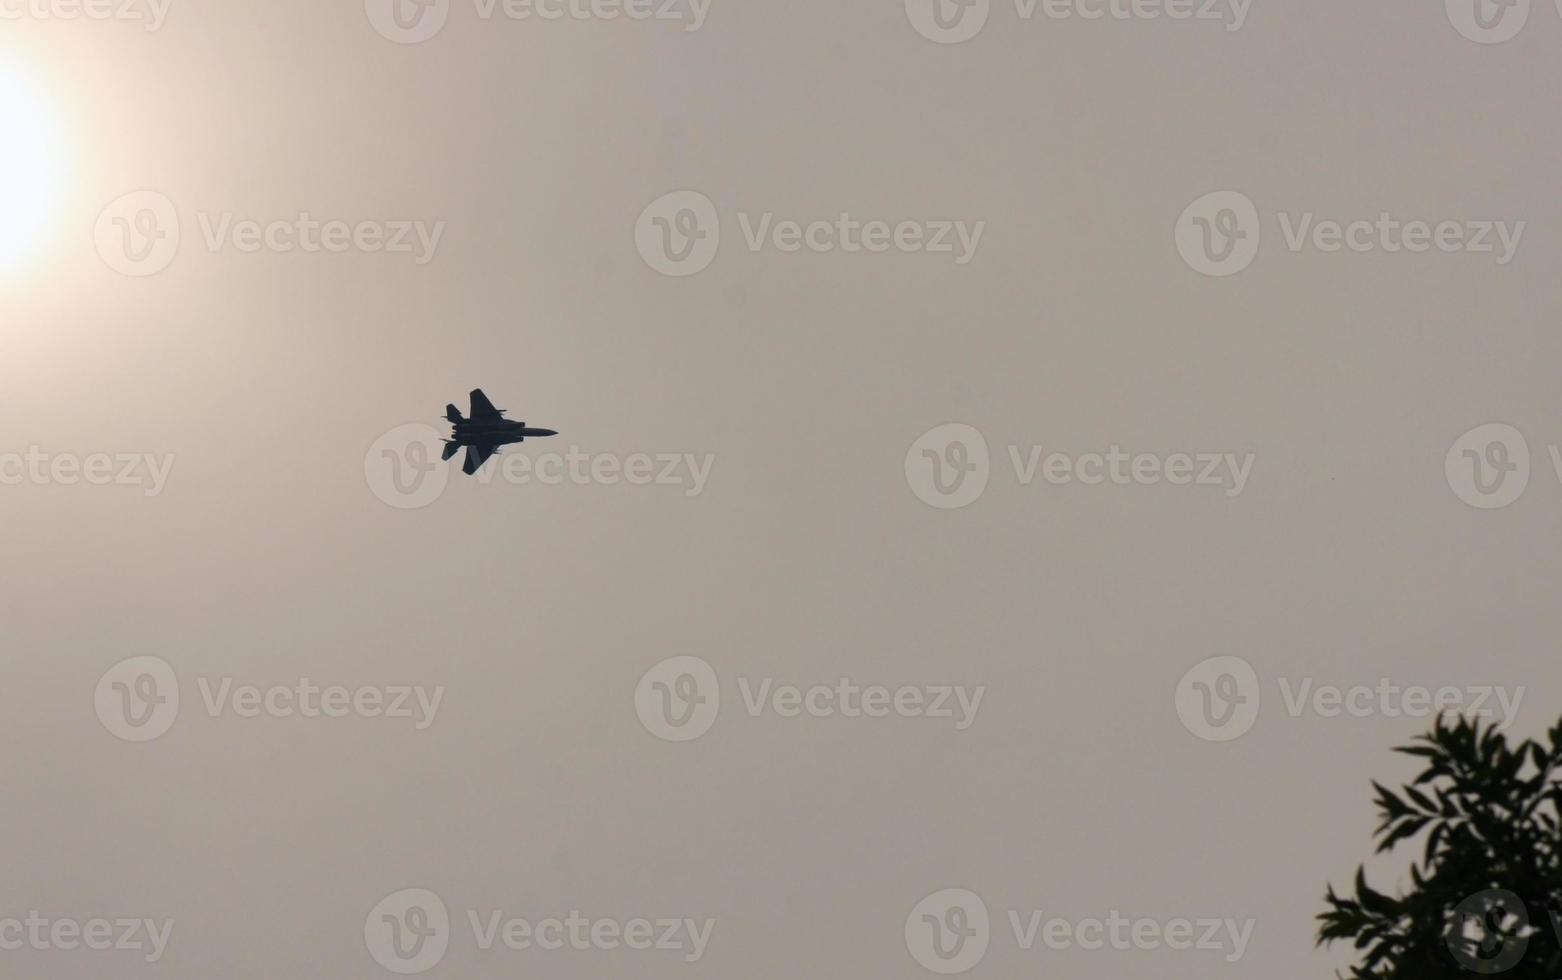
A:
[2,0,1561,976]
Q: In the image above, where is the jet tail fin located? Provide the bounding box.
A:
[441,441,459,462]
[445,404,464,424]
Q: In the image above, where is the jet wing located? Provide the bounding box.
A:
[469,388,505,421]
[462,442,500,475]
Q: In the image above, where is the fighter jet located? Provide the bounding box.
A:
[441,388,558,475]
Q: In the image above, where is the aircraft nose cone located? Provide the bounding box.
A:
[537,428,558,437]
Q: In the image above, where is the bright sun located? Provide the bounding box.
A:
[0,66,59,272]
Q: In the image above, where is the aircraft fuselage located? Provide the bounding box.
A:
[450,420,558,442]
[444,388,557,474]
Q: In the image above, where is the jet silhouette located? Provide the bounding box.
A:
[441,388,558,475]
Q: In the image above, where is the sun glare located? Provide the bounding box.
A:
[0,66,60,273]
